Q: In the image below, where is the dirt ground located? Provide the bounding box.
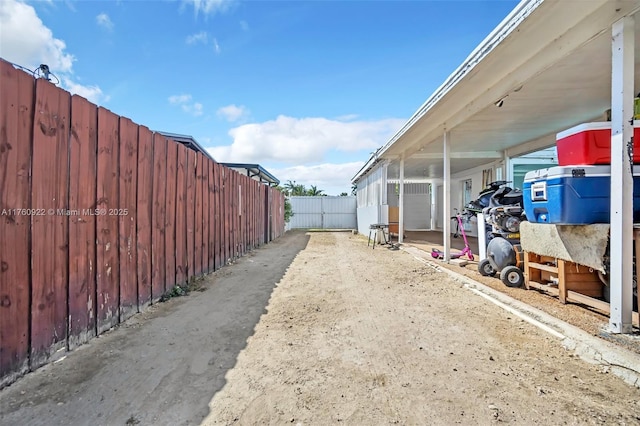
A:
[405,237,640,355]
[1,230,640,425]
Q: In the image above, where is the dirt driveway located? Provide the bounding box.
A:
[1,231,639,425]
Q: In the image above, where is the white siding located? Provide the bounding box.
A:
[356,164,387,208]
[387,183,431,230]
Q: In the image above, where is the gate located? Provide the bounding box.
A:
[287,196,357,230]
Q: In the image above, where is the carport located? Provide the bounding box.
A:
[352,0,640,333]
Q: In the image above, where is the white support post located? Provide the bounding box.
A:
[504,152,512,185]
[443,131,451,262]
[430,181,437,230]
[609,16,635,334]
[477,213,487,260]
[399,156,405,244]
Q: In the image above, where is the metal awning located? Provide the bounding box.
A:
[353,0,640,182]
[220,163,280,186]
[156,131,216,163]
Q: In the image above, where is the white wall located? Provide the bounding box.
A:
[387,182,431,230]
[356,205,380,236]
[355,163,388,234]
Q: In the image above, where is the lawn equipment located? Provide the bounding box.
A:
[465,180,511,244]
[477,185,527,287]
[432,209,474,261]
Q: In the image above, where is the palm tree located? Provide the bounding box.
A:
[291,184,307,196]
[284,180,297,196]
[307,185,325,196]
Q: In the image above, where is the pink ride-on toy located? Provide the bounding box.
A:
[431,209,475,261]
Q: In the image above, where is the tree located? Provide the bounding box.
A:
[339,192,348,196]
[292,184,307,196]
[351,183,357,196]
[283,180,297,196]
[307,185,325,196]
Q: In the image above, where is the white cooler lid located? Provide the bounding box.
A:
[556,121,640,141]
[525,164,640,182]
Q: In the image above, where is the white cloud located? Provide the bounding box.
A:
[0,0,108,104]
[0,0,74,73]
[270,162,363,196]
[208,115,405,164]
[62,77,110,104]
[217,104,249,122]
[186,31,208,45]
[185,31,219,52]
[96,13,113,31]
[183,0,234,17]
[168,94,204,116]
[336,114,359,121]
[190,102,204,116]
[169,94,193,104]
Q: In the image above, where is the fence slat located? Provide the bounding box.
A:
[118,117,138,322]
[231,171,237,260]
[207,160,214,272]
[165,142,177,290]
[175,144,187,285]
[203,158,210,274]
[223,167,229,264]
[68,95,97,350]
[151,134,167,301]
[30,79,70,367]
[186,150,196,280]
[96,107,120,335]
[213,163,221,270]
[194,154,203,276]
[136,126,153,308]
[0,62,33,383]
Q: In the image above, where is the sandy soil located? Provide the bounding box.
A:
[1,231,639,425]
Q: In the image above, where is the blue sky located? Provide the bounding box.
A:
[0,0,519,195]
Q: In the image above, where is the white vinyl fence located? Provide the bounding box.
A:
[286,196,357,230]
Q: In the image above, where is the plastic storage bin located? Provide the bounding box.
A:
[523,165,640,224]
[556,122,640,166]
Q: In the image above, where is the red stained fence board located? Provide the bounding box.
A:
[202,158,210,274]
[96,107,120,335]
[164,142,177,289]
[207,161,214,272]
[194,153,203,276]
[67,95,97,350]
[118,117,138,322]
[151,134,167,301]
[222,166,229,264]
[175,144,187,285]
[30,79,70,367]
[213,162,221,270]
[136,126,153,308]
[186,150,196,281]
[0,62,33,383]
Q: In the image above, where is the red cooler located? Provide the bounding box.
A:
[556,122,640,166]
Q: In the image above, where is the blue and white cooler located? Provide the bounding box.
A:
[523,165,640,225]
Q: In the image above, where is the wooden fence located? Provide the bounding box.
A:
[0,59,285,387]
